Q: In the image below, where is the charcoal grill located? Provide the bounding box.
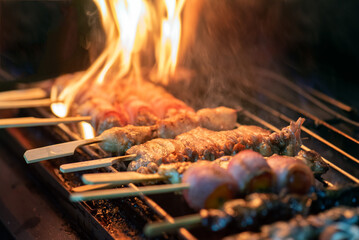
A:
[0,68,358,239]
[1,0,359,239]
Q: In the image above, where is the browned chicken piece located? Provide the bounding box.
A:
[156,112,200,139]
[127,118,304,171]
[99,125,157,154]
[97,107,238,154]
[197,106,237,131]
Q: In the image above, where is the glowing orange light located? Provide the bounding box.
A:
[51,0,187,123]
[79,121,95,139]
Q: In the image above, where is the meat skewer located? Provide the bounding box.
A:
[71,163,239,210]
[23,107,238,163]
[72,150,316,209]
[144,185,359,237]
[80,150,319,194]
[24,117,303,168]
[126,118,304,172]
[224,206,359,240]
[74,81,195,133]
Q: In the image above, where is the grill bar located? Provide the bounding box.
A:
[304,86,353,113]
[240,94,359,168]
[254,86,359,145]
[256,68,359,127]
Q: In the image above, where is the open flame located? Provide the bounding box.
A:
[51,0,187,119]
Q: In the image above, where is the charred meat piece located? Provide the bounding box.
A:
[200,193,307,232]
[201,186,359,234]
[224,207,359,240]
[267,155,314,195]
[156,111,200,139]
[77,97,129,134]
[150,95,194,119]
[182,163,238,210]
[120,96,158,126]
[227,150,274,194]
[99,125,157,154]
[97,107,237,154]
[127,118,304,171]
[126,139,186,171]
[295,149,330,177]
[196,106,237,131]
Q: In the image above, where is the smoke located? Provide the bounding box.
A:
[166,0,323,109]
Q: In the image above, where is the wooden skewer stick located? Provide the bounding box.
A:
[24,137,103,163]
[144,214,202,237]
[82,171,165,185]
[0,116,91,129]
[0,98,54,109]
[60,154,136,173]
[0,88,47,101]
[70,183,190,202]
[71,184,114,193]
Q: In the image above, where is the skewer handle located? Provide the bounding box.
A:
[82,171,164,185]
[70,183,190,201]
[144,214,202,237]
[71,184,113,192]
[24,137,103,163]
[0,116,91,128]
[60,154,136,173]
[0,88,47,101]
[0,99,54,109]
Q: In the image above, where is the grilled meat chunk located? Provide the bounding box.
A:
[267,155,314,194]
[99,125,157,154]
[196,106,237,131]
[182,163,238,210]
[200,185,359,234]
[127,118,304,171]
[224,207,359,240]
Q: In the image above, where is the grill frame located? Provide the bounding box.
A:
[1,70,358,239]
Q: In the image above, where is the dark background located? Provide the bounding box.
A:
[1,0,359,108]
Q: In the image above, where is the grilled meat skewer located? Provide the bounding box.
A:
[99,106,237,154]
[144,186,359,237]
[138,149,328,184]
[81,150,317,209]
[127,118,304,172]
[224,206,359,240]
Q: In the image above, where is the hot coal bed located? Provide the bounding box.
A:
[1,1,359,240]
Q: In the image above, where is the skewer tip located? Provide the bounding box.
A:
[70,194,83,202]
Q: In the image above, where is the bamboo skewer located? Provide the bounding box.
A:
[82,171,165,185]
[70,183,190,202]
[0,98,54,109]
[24,137,103,163]
[60,155,136,173]
[0,116,91,128]
[71,184,114,192]
[144,214,202,237]
[0,88,47,101]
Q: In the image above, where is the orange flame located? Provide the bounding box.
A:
[155,0,185,84]
[51,0,187,117]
